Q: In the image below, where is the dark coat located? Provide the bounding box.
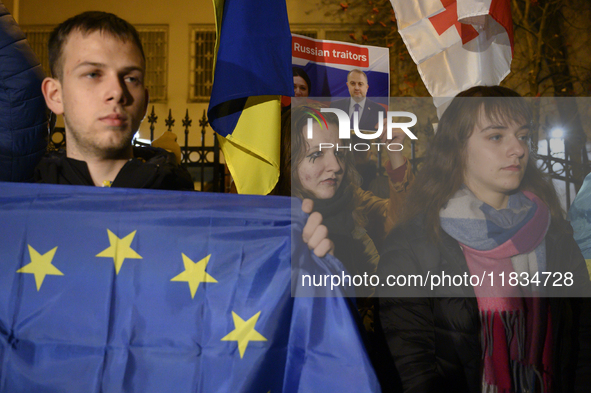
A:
[330,98,385,131]
[34,146,195,191]
[378,217,591,393]
[0,4,48,182]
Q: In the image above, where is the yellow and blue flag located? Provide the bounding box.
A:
[208,0,294,195]
[0,182,379,392]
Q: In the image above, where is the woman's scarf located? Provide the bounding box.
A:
[440,187,552,393]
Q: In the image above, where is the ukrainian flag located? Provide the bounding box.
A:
[208,0,294,195]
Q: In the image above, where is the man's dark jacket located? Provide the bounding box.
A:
[34,146,194,191]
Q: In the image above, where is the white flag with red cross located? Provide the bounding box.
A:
[391,0,513,108]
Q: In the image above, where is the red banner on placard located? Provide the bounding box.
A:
[292,36,369,67]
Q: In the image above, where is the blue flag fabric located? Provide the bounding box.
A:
[208,0,293,136]
[0,182,379,392]
[0,4,48,182]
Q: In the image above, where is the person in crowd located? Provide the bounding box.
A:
[351,133,380,194]
[569,172,591,278]
[35,11,194,190]
[0,10,333,258]
[293,67,311,98]
[275,104,412,277]
[331,69,383,131]
[378,86,591,392]
[0,2,47,182]
[274,104,413,391]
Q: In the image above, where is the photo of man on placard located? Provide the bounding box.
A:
[330,69,383,131]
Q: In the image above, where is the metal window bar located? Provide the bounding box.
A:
[137,27,168,103]
[536,137,590,210]
[21,26,53,77]
[189,27,216,102]
[291,30,318,39]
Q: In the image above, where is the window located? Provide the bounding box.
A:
[189,26,216,102]
[325,28,361,43]
[186,25,360,102]
[137,25,168,102]
[290,24,361,42]
[21,26,53,77]
[291,30,318,39]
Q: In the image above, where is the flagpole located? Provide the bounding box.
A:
[13,0,19,23]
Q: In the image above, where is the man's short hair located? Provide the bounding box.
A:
[346,69,368,82]
[48,11,145,79]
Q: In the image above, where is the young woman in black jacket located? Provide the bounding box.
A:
[378,86,591,393]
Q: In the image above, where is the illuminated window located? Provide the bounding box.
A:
[291,25,358,42]
[21,26,52,77]
[292,30,317,39]
[137,26,168,102]
[189,26,216,102]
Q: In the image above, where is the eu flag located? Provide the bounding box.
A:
[0,182,379,392]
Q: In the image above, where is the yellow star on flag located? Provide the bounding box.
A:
[96,229,142,274]
[16,245,63,291]
[170,253,217,298]
[221,311,267,358]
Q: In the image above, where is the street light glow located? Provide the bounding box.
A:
[550,127,564,139]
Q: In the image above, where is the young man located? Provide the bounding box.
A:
[10,11,332,255]
[36,11,193,190]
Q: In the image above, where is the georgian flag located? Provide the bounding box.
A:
[391,0,513,110]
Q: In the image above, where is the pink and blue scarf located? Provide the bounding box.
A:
[440,187,552,393]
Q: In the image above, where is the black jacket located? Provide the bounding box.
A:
[377,217,591,393]
[0,4,47,182]
[34,146,194,191]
